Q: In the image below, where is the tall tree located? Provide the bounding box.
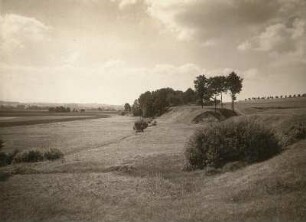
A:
[208,76,223,113]
[217,76,227,108]
[194,75,211,108]
[227,72,243,111]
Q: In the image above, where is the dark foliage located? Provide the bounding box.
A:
[278,122,306,146]
[0,150,19,167]
[49,106,71,112]
[135,88,197,117]
[44,149,64,161]
[14,150,44,163]
[185,118,281,170]
[133,119,149,132]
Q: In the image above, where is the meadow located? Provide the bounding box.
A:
[0,98,305,222]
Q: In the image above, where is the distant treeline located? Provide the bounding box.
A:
[244,93,306,101]
[48,106,71,112]
[0,105,47,111]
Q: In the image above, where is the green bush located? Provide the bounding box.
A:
[133,119,148,132]
[44,148,64,160]
[185,118,281,170]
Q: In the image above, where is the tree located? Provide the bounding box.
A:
[183,88,197,104]
[132,99,142,116]
[217,76,227,108]
[139,91,155,117]
[208,77,220,113]
[208,76,227,112]
[227,72,243,111]
[124,103,131,112]
[194,75,211,108]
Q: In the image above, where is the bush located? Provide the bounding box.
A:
[44,148,64,161]
[278,122,306,146]
[0,139,19,167]
[14,150,44,163]
[133,119,148,132]
[185,118,281,170]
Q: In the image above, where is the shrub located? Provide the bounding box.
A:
[278,122,306,146]
[0,152,10,167]
[133,119,148,132]
[151,120,157,126]
[44,148,64,161]
[185,118,281,170]
[14,150,44,163]
[0,139,19,167]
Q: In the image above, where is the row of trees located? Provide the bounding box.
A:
[125,71,243,117]
[194,72,243,111]
[245,94,306,101]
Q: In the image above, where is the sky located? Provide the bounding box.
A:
[0,0,305,105]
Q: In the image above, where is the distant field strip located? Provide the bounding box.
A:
[0,115,109,127]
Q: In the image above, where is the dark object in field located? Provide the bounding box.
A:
[14,150,44,163]
[133,119,148,132]
[0,150,19,166]
[13,149,64,163]
[44,148,64,160]
[0,140,19,166]
[185,118,281,170]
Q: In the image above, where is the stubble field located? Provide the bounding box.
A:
[0,98,306,222]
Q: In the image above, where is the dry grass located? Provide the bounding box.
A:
[0,101,306,222]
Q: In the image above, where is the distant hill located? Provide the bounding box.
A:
[0,101,123,110]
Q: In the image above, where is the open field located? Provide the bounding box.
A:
[0,111,113,127]
[0,98,306,222]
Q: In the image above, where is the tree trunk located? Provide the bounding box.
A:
[231,95,235,111]
[220,92,223,109]
[214,96,217,113]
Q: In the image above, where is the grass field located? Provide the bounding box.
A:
[0,98,306,222]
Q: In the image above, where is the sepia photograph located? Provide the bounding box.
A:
[0,0,306,221]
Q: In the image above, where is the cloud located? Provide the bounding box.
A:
[0,14,50,64]
[0,14,50,53]
[238,18,305,53]
[145,0,306,44]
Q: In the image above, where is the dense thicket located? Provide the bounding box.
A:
[132,88,197,117]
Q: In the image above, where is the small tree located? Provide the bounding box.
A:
[124,103,131,112]
[227,72,243,111]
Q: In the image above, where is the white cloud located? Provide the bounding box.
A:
[239,19,305,53]
[0,14,50,54]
